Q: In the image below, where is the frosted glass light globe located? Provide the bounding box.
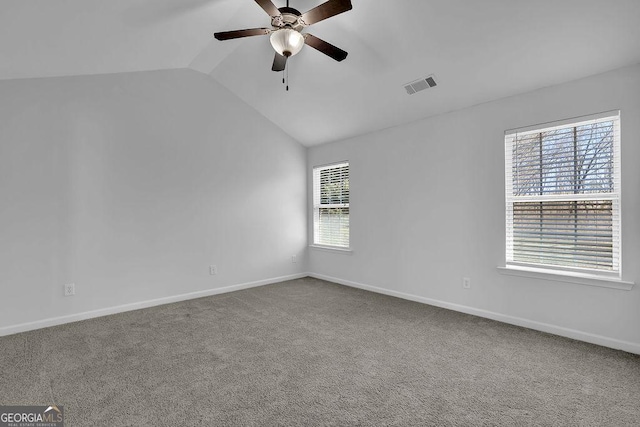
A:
[270,28,304,57]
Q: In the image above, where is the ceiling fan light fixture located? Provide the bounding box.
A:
[270,28,304,57]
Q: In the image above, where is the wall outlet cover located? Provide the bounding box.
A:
[64,283,75,296]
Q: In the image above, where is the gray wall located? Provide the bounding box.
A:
[0,69,307,330]
[308,64,640,352]
[2,62,638,352]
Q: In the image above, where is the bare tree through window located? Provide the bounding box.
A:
[506,115,619,273]
[313,163,350,248]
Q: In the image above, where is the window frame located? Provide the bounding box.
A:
[312,161,350,250]
[504,111,621,280]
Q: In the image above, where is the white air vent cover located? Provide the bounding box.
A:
[404,75,437,95]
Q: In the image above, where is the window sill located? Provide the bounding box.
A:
[497,265,634,291]
[309,244,353,254]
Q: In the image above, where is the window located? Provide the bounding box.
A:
[313,162,350,248]
[505,111,621,276]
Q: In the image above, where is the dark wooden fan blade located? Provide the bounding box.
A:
[255,0,281,17]
[214,28,271,41]
[272,53,287,72]
[301,0,352,26]
[304,33,348,61]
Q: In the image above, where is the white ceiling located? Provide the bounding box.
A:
[2,0,640,146]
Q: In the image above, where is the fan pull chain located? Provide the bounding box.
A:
[282,66,289,91]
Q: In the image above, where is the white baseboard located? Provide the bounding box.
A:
[308,272,640,355]
[6,272,639,355]
[0,273,307,337]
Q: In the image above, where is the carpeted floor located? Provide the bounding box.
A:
[1,277,639,426]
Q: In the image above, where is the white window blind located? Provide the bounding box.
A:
[505,111,621,275]
[313,162,349,248]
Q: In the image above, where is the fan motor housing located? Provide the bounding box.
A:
[272,7,305,31]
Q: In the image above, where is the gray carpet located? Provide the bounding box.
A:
[1,277,639,426]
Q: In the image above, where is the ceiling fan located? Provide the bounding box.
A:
[214,0,352,72]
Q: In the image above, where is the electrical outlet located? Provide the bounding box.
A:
[291,255,297,264]
[209,265,218,275]
[64,283,75,296]
[462,277,471,289]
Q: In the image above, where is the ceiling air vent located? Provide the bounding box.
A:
[404,75,437,95]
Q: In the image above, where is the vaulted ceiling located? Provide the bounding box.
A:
[2,0,640,146]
